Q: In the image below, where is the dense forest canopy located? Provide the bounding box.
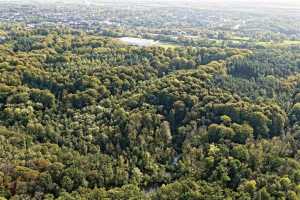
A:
[1,1,300,200]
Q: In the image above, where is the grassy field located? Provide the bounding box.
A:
[256,40,300,47]
[158,42,180,48]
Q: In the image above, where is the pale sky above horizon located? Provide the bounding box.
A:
[1,0,300,7]
[1,0,299,2]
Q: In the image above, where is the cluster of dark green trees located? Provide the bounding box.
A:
[1,25,300,199]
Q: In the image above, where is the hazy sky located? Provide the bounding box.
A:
[70,0,300,9]
[2,0,300,8]
[2,0,300,3]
